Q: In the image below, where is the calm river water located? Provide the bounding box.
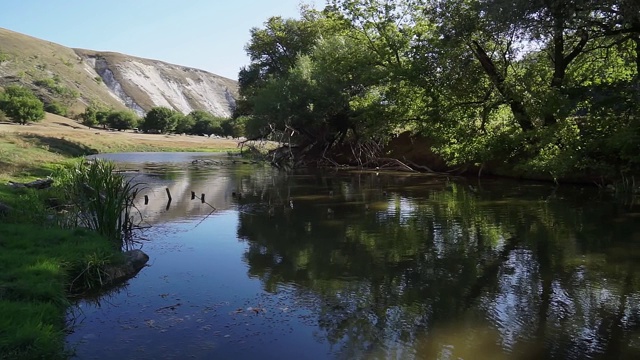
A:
[66,152,640,359]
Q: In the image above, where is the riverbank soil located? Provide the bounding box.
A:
[384,132,450,172]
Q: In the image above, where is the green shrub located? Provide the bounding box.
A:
[44,102,68,116]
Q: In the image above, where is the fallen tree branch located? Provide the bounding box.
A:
[363,157,416,172]
[402,157,436,173]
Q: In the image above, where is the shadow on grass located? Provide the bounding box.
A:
[53,121,84,130]
[22,134,99,157]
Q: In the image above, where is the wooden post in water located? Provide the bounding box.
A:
[144,195,149,205]
[191,191,196,200]
[166,187,172,210]
[201,193,205,203]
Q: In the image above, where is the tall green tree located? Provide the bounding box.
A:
[106,110,138,130]
[186,110,224,136]
[80,102,112,128]
[236,12,325,117]
[238,0,640,179]
[0,85,45,125]
[141,106,179,133]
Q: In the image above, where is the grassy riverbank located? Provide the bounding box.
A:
[0,165,118,359]
[0,224,116,359]
[0,113,241,181]
[0,113,241,359]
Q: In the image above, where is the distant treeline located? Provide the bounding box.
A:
[79,103,245,138]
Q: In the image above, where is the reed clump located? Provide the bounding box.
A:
[55,159,143,249]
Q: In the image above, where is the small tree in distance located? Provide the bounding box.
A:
[0,85,45,125]
[107,110,138,130]
[141,106,179,133]
[79,102,112,128]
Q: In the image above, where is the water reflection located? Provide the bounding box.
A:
[67,154,640,359]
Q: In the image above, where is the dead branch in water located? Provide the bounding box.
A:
[403,157,435,173]
[362,157,416,172]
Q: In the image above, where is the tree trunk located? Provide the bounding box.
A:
[547,4,589,126]
[470,41,533,131]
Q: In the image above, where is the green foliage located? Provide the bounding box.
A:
[237,0,640,180]
[141,106,179,133]
[34,76,79,104]
[186,110,224,135]
[0,85,45,125]
[174,112,194,134]
[242,115,270,139]
[55,159,142,248]
[221,117,246,137]
[79,102,111,127]
[106,110,138,130]
[0,49,9,63]
[0,223,117,359]
[44,101,68,116]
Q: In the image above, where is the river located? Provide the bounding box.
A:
[66,152,640,359]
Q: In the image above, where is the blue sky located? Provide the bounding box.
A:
[0,0,315,80]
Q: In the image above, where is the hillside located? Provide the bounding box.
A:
[0,27,237,118]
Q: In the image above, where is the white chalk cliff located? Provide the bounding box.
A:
[75,49,237,117]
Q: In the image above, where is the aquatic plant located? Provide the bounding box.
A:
[55,159,143,249]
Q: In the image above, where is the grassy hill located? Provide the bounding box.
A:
[0,28,127,115]
[0,27,238,118]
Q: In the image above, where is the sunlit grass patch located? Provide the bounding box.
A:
[0,224,118,359]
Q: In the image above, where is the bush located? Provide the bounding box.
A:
[106,110,138,130]
[34,77,79,103]
[44,102,68,116]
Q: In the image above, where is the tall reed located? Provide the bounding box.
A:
[56,159,142,249]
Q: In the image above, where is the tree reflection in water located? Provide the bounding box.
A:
[233,170,640,360]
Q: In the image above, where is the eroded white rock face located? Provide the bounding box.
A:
[82,52,236,117]
[95,58,146,116]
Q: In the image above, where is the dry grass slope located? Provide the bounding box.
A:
[0,27,128,114]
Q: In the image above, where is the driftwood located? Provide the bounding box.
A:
[8,178,54,189]
[362,158,416,172]
[403,157,436,173]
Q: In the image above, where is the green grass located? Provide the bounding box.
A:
[0,224,118,359]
